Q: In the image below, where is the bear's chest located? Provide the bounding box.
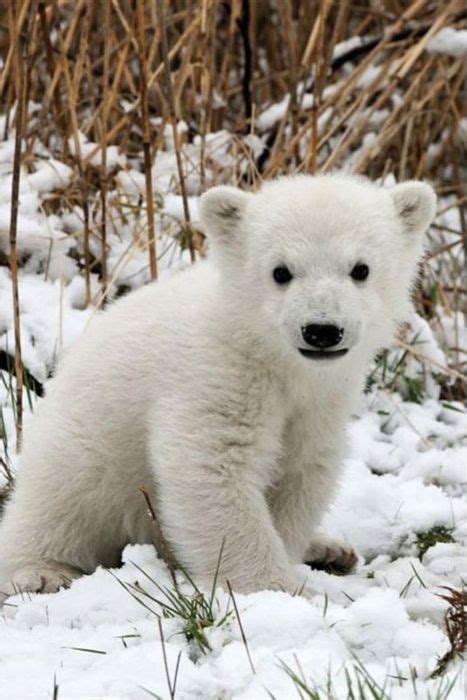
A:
[275,374,350,470]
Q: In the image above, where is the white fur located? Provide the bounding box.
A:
[0,174,435,602]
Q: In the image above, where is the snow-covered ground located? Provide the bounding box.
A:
[1,77,466,699]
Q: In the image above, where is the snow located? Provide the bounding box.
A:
[0,269,91,384]
[333,35,376,61]
[427,27,467,58]
[26,158,73,194]
[1,536,466,698]
[68,130,127,170]
[257,95,292,131]
[334,25,467,62]
[326,393,467,563]
[256,87,338,133]
[1,115,466,698]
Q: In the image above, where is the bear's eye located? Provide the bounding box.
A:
[273,265,293,285]
[350,263,369,282]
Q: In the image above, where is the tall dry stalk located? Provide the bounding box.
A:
[99,0,112,293]
[57,7,92,306]
[9,74,25,450]
[136,0,158,280]
[8,1,38,450]
[156,0,196,261]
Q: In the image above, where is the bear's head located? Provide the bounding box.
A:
[199,174,436,368]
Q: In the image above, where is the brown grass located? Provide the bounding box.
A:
[431,586,466,678]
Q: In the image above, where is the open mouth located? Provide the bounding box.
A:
[298,348,349,360]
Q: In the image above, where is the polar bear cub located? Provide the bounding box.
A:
[0,174,436,602]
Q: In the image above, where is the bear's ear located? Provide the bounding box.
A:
[199,186,251,241]
[390,181,437,234]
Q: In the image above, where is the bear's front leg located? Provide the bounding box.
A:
[303,530,357,574]
[149,398,309,596]
[270,412,357,574]
[271,469,357,574]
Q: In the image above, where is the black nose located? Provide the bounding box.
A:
[301,324,344,349]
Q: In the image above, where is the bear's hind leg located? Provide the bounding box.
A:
[0,458,130,605]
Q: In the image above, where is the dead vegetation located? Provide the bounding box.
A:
[431,586,466,678]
